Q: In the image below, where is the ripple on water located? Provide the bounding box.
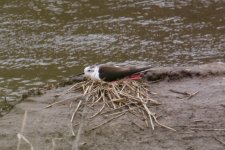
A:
[1,0,225,101]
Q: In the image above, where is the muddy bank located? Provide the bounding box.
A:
[143,62,225,81]
[0,62,225,150]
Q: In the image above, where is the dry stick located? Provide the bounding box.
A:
[121,90,141,100]
[141,100,154,130]
[140,91,175,131]
[102,90,111,108]
[87,81,94,93]
[89,86,98,104]
[137,87,140,98]
[88,113,125,131]
[91,92,102,106]
[70,100,82,136]
[137,86,146,96]
[214,137,225,146]
[55,82,84,97]
[152,115,176,131]
[20,110,27,133]
[142,110,149,127]
[107,91,117,109]
[96,89,105,103]
[111,84,122,99]
[52,138,56,150]
[17,134,34,150]
[132,121,145,130]
[82,85,85,94]
[187,91,199,100]
[83,85,90,95]
[72,97,88,150]
[120,84,127,93]
[98,90,108,108]
[111,98,126,102]
[147,98,161,105]
[169,89,190,96]
[128,108,144,119]
[69,101,74,108]
[71,100,83,122]
[17,110,27,150]
[71,82,86,91]
[83,81,95,96]
[106,106,139,117]
[143,89,160,105]
[89,102,105,119]
[100,102,137,115]
[125,81,136,91]
[119,92,138,101]
[17,110,34,150]
[190,128,225,131]
[125,81,138,91]
[45,97,75,108]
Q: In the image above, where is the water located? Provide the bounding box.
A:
[0,0,225,100]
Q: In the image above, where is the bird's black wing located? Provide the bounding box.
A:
[99,65,151,81]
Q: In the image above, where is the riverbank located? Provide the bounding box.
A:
[0,62,225,150]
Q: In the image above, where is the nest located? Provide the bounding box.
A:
[48,79,175,133]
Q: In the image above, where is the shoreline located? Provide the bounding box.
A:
[0,62,225,150]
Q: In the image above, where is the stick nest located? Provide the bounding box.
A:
[67,79,175,131]
[48,79,176,132]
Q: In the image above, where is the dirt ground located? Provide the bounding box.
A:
[0,62,225,150]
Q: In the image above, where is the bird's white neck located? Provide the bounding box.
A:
[90,66,101,80]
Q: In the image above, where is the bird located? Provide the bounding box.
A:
[84,64,151,82]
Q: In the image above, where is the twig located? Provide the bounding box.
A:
[128,109,145,121]
[142,102,154,130]
[88,113,125,131]
[105,107,137,117]
[142,110,149,127]
[70,100,82,136]
[89,102,105,119]
[84,85,90,95]
[169,89,190,96]
[20,110,27,133]
[17,134,34,150]
[100,101,137,115]
[152,115,176,131]
[71,97,87,150]
[17,110,34,150]
[190,128,225,131]
[91,92,103,106]
[109,96,117,109]
[131,121,145,130]
[147,98,161,105]
[45,97,74,108]
[214,137,225,146]
[187,91,199,100]
[55,82,85,97]
[71,100,82,122]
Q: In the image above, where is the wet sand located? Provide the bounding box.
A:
[0,62,225,150]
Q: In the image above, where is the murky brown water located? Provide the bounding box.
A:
[0,0,225,100]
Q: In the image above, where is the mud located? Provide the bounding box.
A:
[0,62,225,150]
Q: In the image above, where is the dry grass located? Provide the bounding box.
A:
[17,110,34,150]
[68,79,175,131]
